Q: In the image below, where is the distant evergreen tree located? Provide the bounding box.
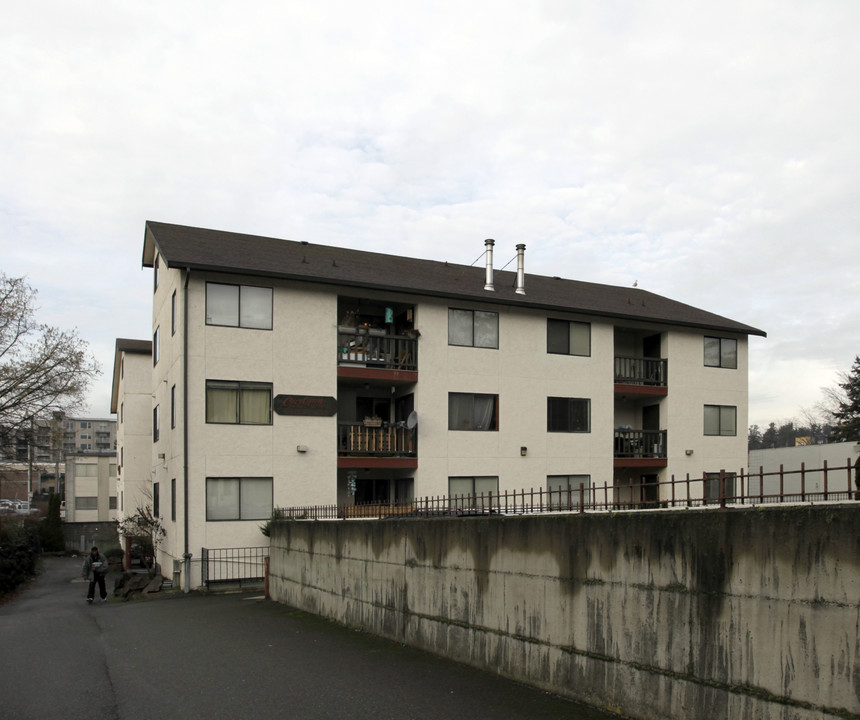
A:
[833,356,860,442]
[40,494,65,552]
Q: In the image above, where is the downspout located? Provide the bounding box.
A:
[182,268,192,593]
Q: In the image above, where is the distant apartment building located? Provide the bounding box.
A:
[63,453,118,522]
[62,417,117,455]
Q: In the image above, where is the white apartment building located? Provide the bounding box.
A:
[131,222,765,587]
[64,453,117,522]
[110,339,154,528]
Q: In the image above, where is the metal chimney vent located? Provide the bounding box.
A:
[515,244,526,295]
[484,239,495,291]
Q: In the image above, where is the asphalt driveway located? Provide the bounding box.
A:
[0,556,619,720]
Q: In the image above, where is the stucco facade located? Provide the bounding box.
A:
[130,222,763,588]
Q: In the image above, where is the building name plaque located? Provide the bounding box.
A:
[273,394,337,417]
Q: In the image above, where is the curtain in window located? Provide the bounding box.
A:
[472,394,495,430]
[240,386,272,424]
[206,284,239,326]
[207,478,239,520]
[569,323,590,356]
[240,286,273,330]
[207,383,238,423]
[473,311,498,348]
[448,309,473,346]
[240,479,272,519]
[720,406,737,435]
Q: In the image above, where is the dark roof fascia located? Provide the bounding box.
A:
[143,221,766,338]
[111,338,153,413]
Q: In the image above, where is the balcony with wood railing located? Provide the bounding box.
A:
[614,429,667,468]
[337,330,418,373]
[614,356,668,396]
[338,422,417,458]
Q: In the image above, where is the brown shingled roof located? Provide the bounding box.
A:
[142,221,765,337]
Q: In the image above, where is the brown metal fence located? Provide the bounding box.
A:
[273,459,859,521]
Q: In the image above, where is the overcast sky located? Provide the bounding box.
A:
[2,1,858,430]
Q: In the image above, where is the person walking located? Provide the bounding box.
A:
[82,546,109,603]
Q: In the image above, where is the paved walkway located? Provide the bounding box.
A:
[0,557,619,720]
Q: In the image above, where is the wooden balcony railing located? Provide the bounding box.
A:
[614,429,667,458]
[338,422,417,456]
[614,356,667,386]
[337,331,417,371]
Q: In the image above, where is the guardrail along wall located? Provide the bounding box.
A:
[268,507,860,720]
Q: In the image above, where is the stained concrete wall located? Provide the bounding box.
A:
[268,506,860,720]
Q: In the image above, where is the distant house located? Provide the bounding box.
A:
[119,221,765,588]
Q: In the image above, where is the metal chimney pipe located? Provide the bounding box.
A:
[484,239,495,291]
[515,243,526,295]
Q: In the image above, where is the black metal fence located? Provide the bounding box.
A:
[272,459,859,521]
[201,546,268,589]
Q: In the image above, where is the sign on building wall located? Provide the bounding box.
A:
[273,395,337,417]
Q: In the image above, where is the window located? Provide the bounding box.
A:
[153,255,159,291]
[704,405,737,436]
[448,308,498,348]
[206,381,273,425]
[153,327,160,365]
[206,477,273,520]
[153,483,160,518]
[704,472,737,504]
[448,476,499,509]
[171,290,177,335]
[547,319,590,356]
[120,402,123,423]
[75,464,98,477]
[448,393,498,431]
[170,385,176,429]
[704,337,737,369]
[547,397,590,433]
[206,283,273,329]
[171,478,176,522]
[153,405,160,442]
[547,475,591,508]
[109,496,117,510]
[75,497,98,510]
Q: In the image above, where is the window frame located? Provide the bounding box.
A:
[153,405,160,442]
[547,474,591,508]
[171,290,177,335]
[704,336,738,369]
[448,392,499,431]
[547,319,591,357]
[704,472,738,504]
[205,282,273,330]
[205,380,273,425]
[447,308,499,349]
[547,397,591,433]
[205,477,273,521]
[447,476,499,509]
[704,404,737,436]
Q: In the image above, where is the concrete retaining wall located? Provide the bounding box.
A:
[268,506,860,720]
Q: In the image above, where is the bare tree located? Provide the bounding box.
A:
[0,274,100,436]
